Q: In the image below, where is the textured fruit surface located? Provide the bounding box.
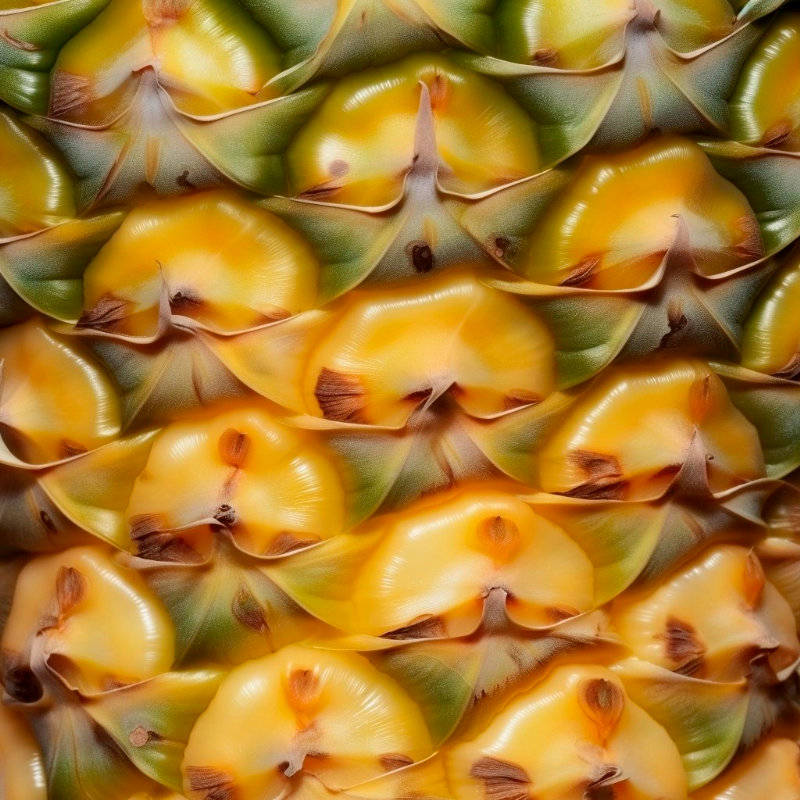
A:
[1,2,800,800]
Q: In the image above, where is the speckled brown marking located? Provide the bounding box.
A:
[288,668,321,706]
[578,678,624,741]
[470,756,531,800]
[478,516,520,547]
[186,766,238,800]
[231,581,269,634]
[56,566,88,617]
[545,605,581,623]
[733,215,765,261]
[531,48,559,66]
[76,295,129,331]
[664,616,705,676]
[314,368,368,423]
[560,255,601,287]
[380,753,415,771]
[558,451,628,500]
[143,0,190,24]
[762,120,792,149]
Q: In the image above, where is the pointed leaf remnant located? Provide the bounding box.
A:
[218,429,251,469]
[470,756,531,800]
[578,678,625,742]
[314,368,368,423]
[231,582,270,635]
[664,617,706,676]
[56,566,88,617]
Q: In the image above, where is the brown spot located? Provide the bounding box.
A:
[142,0,190,24]
[504,389,543,410]
[128,726,161,747]
[651,462,683,482]
[1,653,43,703]
[59,438,88,459]
[743,551,766,608]
[49,70,94,117]
[329,160,349,177]
[297,181,344,200]
[470,756,531,800]
[531,48,559,66]
[265,532,321,556]
[404,387,433,404]
[774,353,800,380]
[214,504,237,526]
[380,753,415,771]
[428,73,450,110]
[659,301,689,350]
[410,242,435,273]
[357,9,368,28]
[557,450,628,501]
[169,289,204,312]
[76,295,129,331]
[382,616,446,640]
[560,255,601,287]
[493,237,511,259]
[218,428,250,469]
[545,605,581,623]
[478,516,519,548]
[231,581,269,634]
[185,766,237,800]
[732,215,764,261]
[314,368,367,423]
[688,375,715,423]
[177,170,196,189]
[56,566,88,617]
[0,29,39,51]
[664,617,705,676]
[578,678,624,741]
[287,669,321,707]
[39,510,57,533]
[761,120,792,149]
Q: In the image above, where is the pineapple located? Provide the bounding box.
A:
[2,1,800,799]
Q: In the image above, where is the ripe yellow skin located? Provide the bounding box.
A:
[523,136,762,289]
[446,664,688,800]
[691,737,800,799]
[286,53,541,206]
[0,109,75,238]
[538,358,765,499]
[182,646,433,800]
[347,488,594,633]
[0,704,47,800]
[612,545,799,681]
[0,318,121,464]
[51,0,282,119]
[730,11,800,150]
[1,546,174,693]
[741,245,800,376]
[81,191,319,336]
[126,402,346,554]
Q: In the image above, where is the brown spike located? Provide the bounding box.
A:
[380,753,415,771]
[218,428,251,468]
[774,353,800,380]
[732,215,765,261]
[558,450,627,500]
[578,678,625,742]
[382,616,446,641]
[504,390,543,410]
[743,551,767,609]
[185,766,237,800]
[545,605,581,623]
[59,439,88,459]
[75,295,129,331]
[231,582,270,634]
[49,70,94,118]
[265,532,321,556]
[688,375,716,423]
[478,516,520,548]
[761,120,792,149]
[56,566,88,617]
[470,756,531,800]
[314,368,368,423]
[664,617,705,676]
[560,254,601,287]
[531,48,559,66]
[287,668,321,707]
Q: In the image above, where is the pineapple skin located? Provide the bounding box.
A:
[1,1,800,799]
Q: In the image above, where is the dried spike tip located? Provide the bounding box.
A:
[231,581,269,635]
[286,53,541,205]
[304,272,555,426]
[142,0,190,25]
[186,766,237,800]
[469,756,532,800]
[539,359,765,501]
[578,678,625,742]
[663,617,706,677]
[56,565,89,618]
[743,551,767,609]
